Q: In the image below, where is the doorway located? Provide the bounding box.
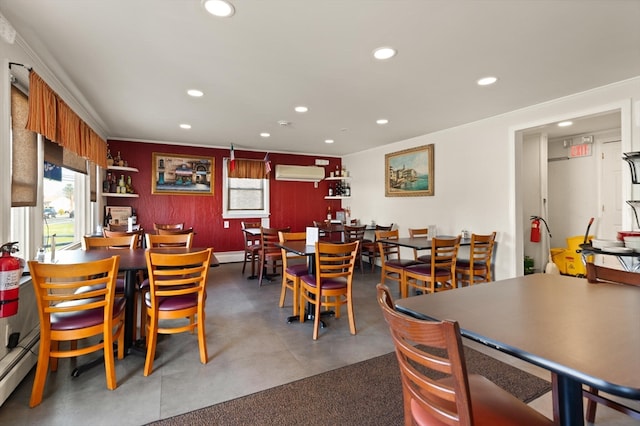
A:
[518,110,622,274]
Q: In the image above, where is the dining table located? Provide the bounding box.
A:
[395,273,640,426]
[40,247,219,356]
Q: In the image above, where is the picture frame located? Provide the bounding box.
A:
[385,144,434,197]
[105,206,132,226]
[151,153,214,195]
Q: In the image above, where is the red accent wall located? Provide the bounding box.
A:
[106,140,341,252]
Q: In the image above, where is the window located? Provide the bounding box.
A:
[43,167,80,250]
[222,158,270,219]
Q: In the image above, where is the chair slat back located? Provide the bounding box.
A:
[261,227,290,255]
[242,221,262,246]
[376,229,401,261]
[279,231,307,267]
[153,223,185,231]
[145,248,212,298]
[468,232,496,279]
[29,256,121,324]
[103,229,144,248]
[84,235,139,250]
[157,227,194,235]
[376,284,473,425]
[409,228,429,260]
[315,241,359,280]
[344,225,366,243]
[145,232,194,248]
[431,236,461,272]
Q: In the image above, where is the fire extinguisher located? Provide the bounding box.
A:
[0,242,24,318]
[530,217,541,242]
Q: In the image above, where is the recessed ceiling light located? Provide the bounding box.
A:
[376,119,389,125]
[325,139,334,144]
[202,0,235,17]
[558,121,573,127]
[187,89,204,97]
[260,132,270,138]
[180,124,192,129]
[294,106,308,113]
[373,47,397,60]
[477,76,498,86]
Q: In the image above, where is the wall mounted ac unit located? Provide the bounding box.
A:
[275,165,325,182]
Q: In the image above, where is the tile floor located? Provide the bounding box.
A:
[0,262,637,425]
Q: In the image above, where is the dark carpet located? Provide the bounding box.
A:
[147,347,551,426]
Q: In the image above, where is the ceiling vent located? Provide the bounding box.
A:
[275,165,325,182]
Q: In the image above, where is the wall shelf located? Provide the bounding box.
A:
[107,165,139,173]
[101,192,139,198]
[324,196,351,200]
[324,176,350,181]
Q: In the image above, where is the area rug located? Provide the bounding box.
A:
[147,347,551,426]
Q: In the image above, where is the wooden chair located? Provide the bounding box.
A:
[241,221,262,277]
[376,284,555,426]
[376,229,420,296]
[153,222,184,232]
[299,240,359,340]
[103,228,144,248]
[408,228,431,263]
[108,223,141,232]
[278,231,308,316]
[402,236,460,298]
[561,262,640,423]
[258,226,290,286]
[27,256,125,407]
[145,232,194,248]
[143,248,213,376]
[343,225,367,273]
[455,232,496,286]
[157,227,194,235]
[362,224,393,271]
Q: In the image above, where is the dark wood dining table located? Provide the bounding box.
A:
[395,273,640,426]
[41,247,219,355]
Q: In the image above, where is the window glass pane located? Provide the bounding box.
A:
[43,167,77,250]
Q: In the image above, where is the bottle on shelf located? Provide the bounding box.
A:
[106,149,114,167]
[328,184,334,197]
[327,205,332,220]
[335,165,340,177]
[344,182,350,197]
[114,151,122,167]
[126,175,133,193]
[104,208,112,227]
[103,172,111,193]
[118,175,126,193]
[109,174,117,193]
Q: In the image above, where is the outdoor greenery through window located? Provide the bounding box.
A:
[43,167,77,250]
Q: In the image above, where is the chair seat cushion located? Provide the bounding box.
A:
[417,255,431,263]
[410,374,554,426]
[51,297,125,331]
[286,264,308,276]
[145,292,198,311]
[404,264,450,278]
[456,259,487,269]
[300,274,347,290]
[387,259,420,268]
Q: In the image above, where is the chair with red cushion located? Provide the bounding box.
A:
[402,236,460,298]
[258,226,290,286]
[28,256,125,407]
[376,229,420,296]
[143,248,213,376]
[241,221,262,277]
[376,284,554,426]
[455,232,496,286]
[278,231,308,317]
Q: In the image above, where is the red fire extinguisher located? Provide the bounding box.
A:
[530,217,541,243]
[0,242,24,318]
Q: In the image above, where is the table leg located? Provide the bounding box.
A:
[555,374,584,426]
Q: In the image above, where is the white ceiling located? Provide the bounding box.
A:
[2,0,639,156]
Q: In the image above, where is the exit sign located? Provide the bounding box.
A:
[570,143,592,158]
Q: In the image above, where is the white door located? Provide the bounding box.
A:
[599,140,622,240]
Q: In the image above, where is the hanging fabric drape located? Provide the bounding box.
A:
[10,85,38,207]
[228,158,269,179]
[25,70,107,168]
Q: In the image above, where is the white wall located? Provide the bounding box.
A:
[344,78,640,280]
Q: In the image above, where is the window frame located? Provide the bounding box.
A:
[222,158,270,219]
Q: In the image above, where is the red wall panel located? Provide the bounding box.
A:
[106,140,341,252]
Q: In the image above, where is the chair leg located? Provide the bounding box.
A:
[103,319,117,390]
[242,252,248,274]
[29,335,52,407]
[347,294,356,335]
[144,314,158,376]
[197,310,208,364]
[292,279,299,317]
[312,292,321,340]
[279,276,287,308]
[586,386,598,423]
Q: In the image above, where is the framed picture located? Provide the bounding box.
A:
[151,153,214,195]
[385,144,434,197]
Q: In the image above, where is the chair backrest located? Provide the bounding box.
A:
[145,248,212,301]
[430,236,461,274]
[344,225,366,243]
[153,223,185,231]
[314,241,359,284]
[586,262,640,286]
[145,232,194,248]
[84,234,139,250]
[376,283,473,425]
[29,256,121,331]
[261,227,290,256]
[157,227,194,235]
[108,223,141,232]
[408,228,429,259]
[375,224,393,232]
[242,221,262,247]
[468,232,496,278]
[376,229,401,262]
[278,231,307,267]
[103,229,144,248]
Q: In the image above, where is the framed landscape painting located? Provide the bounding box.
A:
[151,153,214,195]
[385,144,434,197]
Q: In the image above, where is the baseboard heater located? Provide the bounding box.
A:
[0,327,39,406]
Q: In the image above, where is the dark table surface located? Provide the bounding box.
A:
[395,273,640,426]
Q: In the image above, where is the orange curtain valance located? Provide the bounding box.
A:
[25,71,107,168]
[228,158,269,179]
